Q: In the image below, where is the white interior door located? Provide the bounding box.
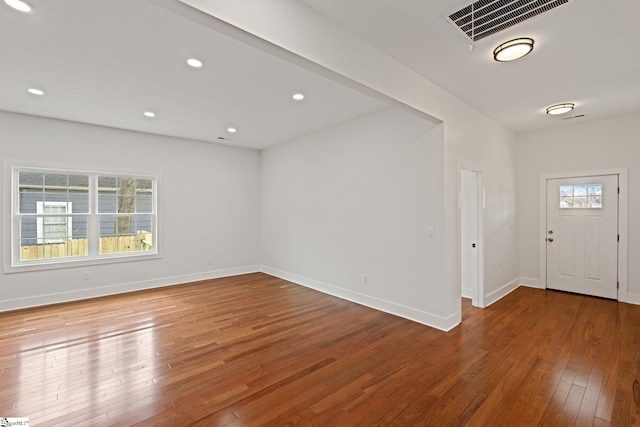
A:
[546,175,618,299]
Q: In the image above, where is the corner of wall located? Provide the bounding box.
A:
[519,277,544,289]
[484,278,521,307]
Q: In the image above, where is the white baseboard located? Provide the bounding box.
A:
[518,277,640,305]
[0,265,261,312]
[261,266,459,332]
[485,278,520,307]
[519,277,544,289]
[625,292,640,305]
[461,287,473,299]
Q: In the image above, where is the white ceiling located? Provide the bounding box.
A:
[1,0,639,148]
[299,0,640,133]
[0,0,386,149]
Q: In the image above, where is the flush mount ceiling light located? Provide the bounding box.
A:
[493,38,534,62]
[186,58,203,68]
[292,93,304,101]
[143,111,156,118]
[5,0,32,12]
[227,127,237,134]
[27,88,44,95]
[546,103,575,115]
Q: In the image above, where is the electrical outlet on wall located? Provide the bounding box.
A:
[82,272,89,281]
[207,257,213,265]
[361,274,367,285]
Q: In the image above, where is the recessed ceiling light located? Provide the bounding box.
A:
[187,58,203,68]
[493,38,534,62]
[546,103,575,115]
[27,88,44,96]
[5,0,32,13]
[227,127,237,134]
[292,93,305,101]
[143,111,156,118]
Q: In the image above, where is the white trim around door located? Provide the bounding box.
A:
[460,168,485,308]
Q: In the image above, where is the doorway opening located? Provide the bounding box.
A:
[460,169,484,308]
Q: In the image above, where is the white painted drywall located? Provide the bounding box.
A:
[517,113,640,302]
[0,111,260,310]
[260,108,451,327]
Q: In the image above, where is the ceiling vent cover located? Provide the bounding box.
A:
[445,0,570,42]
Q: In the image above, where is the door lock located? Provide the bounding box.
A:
[548,230,553,234]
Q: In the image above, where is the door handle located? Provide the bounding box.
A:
[547,237,554,242]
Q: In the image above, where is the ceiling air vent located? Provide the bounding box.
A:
[445,0,571,43]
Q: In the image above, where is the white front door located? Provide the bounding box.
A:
[546,175,618,299]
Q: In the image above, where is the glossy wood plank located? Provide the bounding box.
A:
[1,272,639,426]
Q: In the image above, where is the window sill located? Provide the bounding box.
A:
[4,251,161,274]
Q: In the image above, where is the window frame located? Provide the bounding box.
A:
[4,161,161,273]
[558,183,603,209]
[37,201,73,244]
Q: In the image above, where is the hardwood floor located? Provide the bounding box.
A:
[0,273,639,426]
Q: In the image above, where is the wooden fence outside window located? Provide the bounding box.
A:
[20,230,152,261]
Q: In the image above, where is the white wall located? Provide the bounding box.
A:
[183,0,520,328]
[447,108,519,307]
[0,111,260,310]
[517,112,640,302]
[261,108,450,328]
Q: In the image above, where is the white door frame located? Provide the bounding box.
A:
[460,168,485,308]
[538,168,629,302]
